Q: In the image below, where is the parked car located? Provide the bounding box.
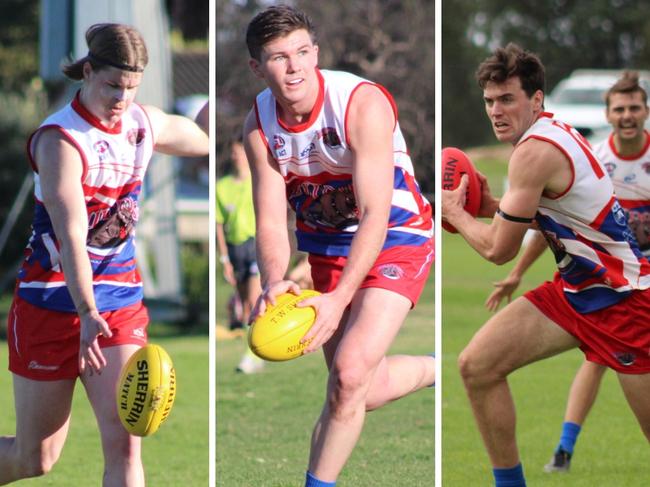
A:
[545,69,650,141]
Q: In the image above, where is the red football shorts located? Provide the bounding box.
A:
[308,239,434,307]
[7,296,149,380]
[525,274,650,374]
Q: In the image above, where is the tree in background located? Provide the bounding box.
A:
[443,0,650,148]
[0,0,44,284]
[217,0,435,193]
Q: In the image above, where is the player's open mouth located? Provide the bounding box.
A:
[287,78,303,87]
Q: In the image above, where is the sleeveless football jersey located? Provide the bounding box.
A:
[520,113,650,313]
[593,132,650,255]
[16,92,154,312]
[254,69,433,256]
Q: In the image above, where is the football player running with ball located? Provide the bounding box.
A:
[442,44,650,487]
[483,70,650,474]
[0,24,208,486]
[243,6,435,487]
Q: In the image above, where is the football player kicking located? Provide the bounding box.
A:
[442,44,650,487]
[483,70,650,474]
[243,5,435,487]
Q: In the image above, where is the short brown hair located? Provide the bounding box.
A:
[476,43,545,98]
[62,23,148,80]
[605,71,648,108]
[246,5,316,61]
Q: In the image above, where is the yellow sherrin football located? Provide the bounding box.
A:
[248,290,321,361]
[116,344,176,436]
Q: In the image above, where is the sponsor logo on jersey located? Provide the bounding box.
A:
[300,143,315,158]
[127,128,146,146]
[28,360,59,371]
[612,200,628,226]
[320,127,342,148]
[378,263,405,280]
[624,173,637,184]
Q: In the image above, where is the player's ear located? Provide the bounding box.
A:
[532,90,543,112]
[249,58,263,79]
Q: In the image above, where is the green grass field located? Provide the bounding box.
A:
[442,154,649,486]
[216,277,435,486]
[0,332,209,486]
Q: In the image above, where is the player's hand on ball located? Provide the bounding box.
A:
[298,290,347,353]
[78,310,113,375]
[485,273,521,312]
[442,174,469,222]
[251,280,301,323]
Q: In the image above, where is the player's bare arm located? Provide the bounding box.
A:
[445,138,567,264]
[301,84,394,352]
[35,130,113,374]
[142,104,209,157]
[243,109,298,315]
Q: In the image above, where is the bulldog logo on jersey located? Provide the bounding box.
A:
[127,128,146,146]
[87,196,139,248]
[301,184,359,230]
[320,127,341,148]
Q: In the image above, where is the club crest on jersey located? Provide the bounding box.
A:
[378,264,405,280]
[94,140,110,159]
[643,162,650,174]
[273,134,285,150]
[127,128,146,146]
[320,127,341,148]
[604,162,616,176]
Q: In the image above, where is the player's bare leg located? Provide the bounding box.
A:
[81,344,144,487]
[0,376,74,484]
[565,361,607,424]
[309,287,432,481]
[458,297,578,468]
[617,372,650,442]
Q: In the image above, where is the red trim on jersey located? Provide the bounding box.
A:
[71,91,122,134]
[344,82,398,149]
[608,131,650,161]
[253,102,274,160]
[27,125,89,181]
[590,196,617,229]
[525,134,576,199]
[277,69,325,133]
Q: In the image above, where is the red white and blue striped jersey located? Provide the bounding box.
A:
[16,93,154,312]
[593,132,650,256]
[254,69,433,256]
[521,113,650,313]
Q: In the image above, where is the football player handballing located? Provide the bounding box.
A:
[244,6,435,487]
[442,44,650,487]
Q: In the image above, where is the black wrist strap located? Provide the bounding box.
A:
[496,207,534,224]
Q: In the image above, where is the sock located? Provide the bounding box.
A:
[305,471,336,487]
[493,463,526,487]
[557,421,581,455]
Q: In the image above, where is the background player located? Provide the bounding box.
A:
[442,44,650,487]
[484,70,650,473]
[0,23,209,486]
[243,6,435,487]
[216,137,264,373]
